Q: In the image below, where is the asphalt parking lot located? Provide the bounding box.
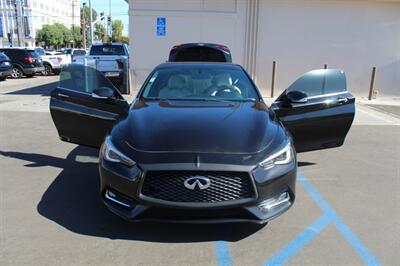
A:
[0,77,399,265]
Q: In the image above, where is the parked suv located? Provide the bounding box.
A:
[168,43,232,62]
[0,48,44,78]
[34,47,62,75]
[0,52,12,81]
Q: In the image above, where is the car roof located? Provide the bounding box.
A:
[156,62,243,70]
[0,48,34,52]
[91,42,125,46]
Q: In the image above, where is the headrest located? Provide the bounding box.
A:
[167,75,186,89]
[213,73,232,87]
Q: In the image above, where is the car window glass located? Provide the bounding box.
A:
[142,67,259,101]
[173,47,226,62]
[90,45,125,56]
[1,50,12,57]
[286,69,346,97]
[59,64,117,94]
[27,50,40,58]
[324,70,347,94]
[35,48,45,56]
[73,50,86,55]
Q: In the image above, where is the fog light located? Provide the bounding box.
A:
[258,192,290,212]
[105,189,132,208]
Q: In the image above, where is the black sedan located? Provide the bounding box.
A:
[0,52,12,81]
[50,63,355,224]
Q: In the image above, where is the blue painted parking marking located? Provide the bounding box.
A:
[216,241,232,266]
[215,173,381,266]
[299,174,380,266]
[264,213,331,266]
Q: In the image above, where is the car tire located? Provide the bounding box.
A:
[0,76,6,81]
[11,66,23,79]
[42,64,52,76]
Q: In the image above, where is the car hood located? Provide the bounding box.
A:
[116,99,280,155]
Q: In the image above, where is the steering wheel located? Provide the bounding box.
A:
[211,85,242,97]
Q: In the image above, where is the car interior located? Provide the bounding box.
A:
[142,68,259,101]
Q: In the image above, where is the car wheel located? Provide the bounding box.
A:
[0,76,6,81]
[11,67,23,78]
[53,69,61,75]
[42,64,52,76]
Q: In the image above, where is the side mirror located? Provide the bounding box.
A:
[286,90,308,104]
[92,87,116,101]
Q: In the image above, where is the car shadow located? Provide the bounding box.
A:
[298,161,316,167]
[0,146,265,243]
[5,81,58,96]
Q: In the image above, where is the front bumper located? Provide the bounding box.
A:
[34,66,45,73]
[24,66,44,75]
[99,160,297,224]
[0,68,12,77]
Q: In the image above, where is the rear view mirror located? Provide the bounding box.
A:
[286,91,308,103]
[92,87,116,101]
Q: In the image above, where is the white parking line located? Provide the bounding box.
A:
[354,104,400,126]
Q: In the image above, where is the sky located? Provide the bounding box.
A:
[81,0,129,36]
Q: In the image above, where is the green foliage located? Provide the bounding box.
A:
[119,36,129,44]
[36,24,64,47]
[111,19,124,42]
[71,26,83,47]
[81,6,98,24]
[36,24,83,48]
[94,23,107,43]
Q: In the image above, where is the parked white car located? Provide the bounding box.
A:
[33,47,62,75]
[55,48,86,66]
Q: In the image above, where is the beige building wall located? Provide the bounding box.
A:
[128,0,400,98]
[255,0,400,98]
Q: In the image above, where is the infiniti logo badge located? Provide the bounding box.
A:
[184,176,211,191]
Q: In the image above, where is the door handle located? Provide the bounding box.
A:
[337,97,348,104]
[58,93,70,99]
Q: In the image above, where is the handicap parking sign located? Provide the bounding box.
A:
[156,17,166,36]
[0,17,3,38]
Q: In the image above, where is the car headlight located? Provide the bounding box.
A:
[101,136,136,167]
[259,142,293,169]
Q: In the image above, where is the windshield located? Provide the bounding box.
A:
[34,48,45,56]
[73,50,86,55]
[27,50,40,58]
[141,66,260,101]
[90,45,125,56]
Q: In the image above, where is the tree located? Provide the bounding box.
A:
[81,6,97,46]
[36,24,64,47]
[81,6,97,26]
[120,36,129,44]
[55,23,73,46]
[94,23,107,43]
[36,24,82,48]
[111,19,124,42]
[71,27,83,47]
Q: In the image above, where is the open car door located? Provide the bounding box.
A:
[50,64,129,148]
[271,69,355,153]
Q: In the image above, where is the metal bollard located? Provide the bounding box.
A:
[368,67,377,100]
[324,64,328,69]
[271,61,276,98]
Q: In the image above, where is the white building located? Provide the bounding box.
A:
[0,0,80,47]
[127,0,400,98]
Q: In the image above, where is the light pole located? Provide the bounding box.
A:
[89,0,93,45]
[82,2,87,49]
[13,0,21,46]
